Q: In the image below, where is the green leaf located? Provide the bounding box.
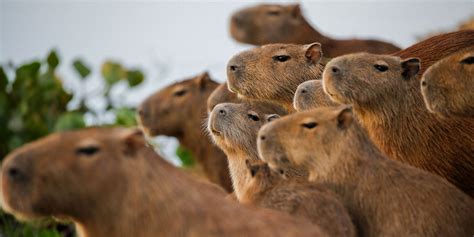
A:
[16,62,41,79]
[54,112,86,132]
[101,61,124,86]
[0,66,8,91]
[126,69,144,87]
[72,59,91,79]
[114,107,137,127]
[176,146,195,167]
[46,50,60,70]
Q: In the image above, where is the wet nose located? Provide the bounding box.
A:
[331,66,341,74]
[5,166,27,182]
[228,57,244,74]
[232,13,245,27]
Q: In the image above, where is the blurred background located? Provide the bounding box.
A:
[0,0,473,236]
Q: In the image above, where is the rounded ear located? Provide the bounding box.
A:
[401,58,420,80]
[336,106,353,130]
[265,114,281,122]
[290,4,301,18]
[196,71,211,90]
[121,128,146,157]
[245,159,260,177]
[304,43,323,64]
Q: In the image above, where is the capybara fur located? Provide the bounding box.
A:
[207,82,241,113]
[257,107,474,237]
[243,159,356,237]
[323,53,474,196]
[293,80,338,111]
[138,72,232,192]
[207,101,298,199]
[227,43,327,111]
[421,47,474,117]
[0,127,328,237]
[230,4,400,57]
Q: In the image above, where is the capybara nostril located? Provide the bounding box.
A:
[218,109,227,116]
[301,89,307,94]
[421,81,427,87]
[7,167,21,180]
[232,14,245,27]
[260,135,266,141]
[229,65,238,72]
[138,106,146,117]
[331,66,340,73]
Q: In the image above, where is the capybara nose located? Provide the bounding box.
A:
[421,80,427,87]
[232,13,245,27]
[229,65,239,72]
[331,66,341,74]
[6,166,26,182]
[260,135,266,141]
[138,106,146,117]
[218,109,227,116]
[213,104,229,117]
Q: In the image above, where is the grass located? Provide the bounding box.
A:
[0,212,67,237]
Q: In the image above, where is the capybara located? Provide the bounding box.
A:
[421,47,474,117]
[207,82,241,113]
[243,159,356,237]
[0,127,328,237]
[257,107,474,237]
[207,101,292,199]
[322,53,474,196]
[293,80,338,111]
[230,4,400,57]
[138,72,232,192]
[227,43,327,111]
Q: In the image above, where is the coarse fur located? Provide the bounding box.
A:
[0,127,327,237]
[257,107,474,237]
[207,82,242,113]
[243,159,356,237]
[138,72,232,192]
[229,4,400,57]
[322,53,474,196]
[293,80,338,111]
[421,47,474,117]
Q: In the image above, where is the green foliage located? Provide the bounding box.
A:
[176,145,196,167]
[72,59,91,79]
[54,112,86,132]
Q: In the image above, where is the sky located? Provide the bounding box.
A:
[1,0,473,163]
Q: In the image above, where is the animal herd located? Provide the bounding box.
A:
[1,3,473,237]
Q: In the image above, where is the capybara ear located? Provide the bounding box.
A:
[265,114,281,122]
[196,71,211,90]
[121,128,146,157]
[304,43,323,64]
[290,4,301,18]
[245,159,260,177]
[401,58,421,80]
[336,106,354,130]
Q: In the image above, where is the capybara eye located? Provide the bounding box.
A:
[301,122,318,129]
[267,10,280,16]
[374,64,388,72]
[272,55,291,62]
[76,146,100,156]
[173,89,187,97]
[460,56,474,65]
[248,113,260,121]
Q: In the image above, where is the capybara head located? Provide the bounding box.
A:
[207,82,241,113]
[1,127,146,221]
[138,72,219,136]
[322,53,421,108]
[257,106,353,173]
[421,48,474,117]
[293,80,339,111]
[208,101,287,158]
[227,43,324,106]
[230,4,308,45]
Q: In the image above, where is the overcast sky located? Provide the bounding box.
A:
[1,0,473,163]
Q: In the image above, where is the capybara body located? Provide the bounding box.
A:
[323,53,474,196]
[421,47,474,117]
[243,160,356,237]
[138,72,232,192]
[230,4,400,57]
[0,128,327,237]
[257,107,474,237]
[293,80,338,111]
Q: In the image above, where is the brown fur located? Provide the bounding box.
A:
[322,53,474,196]
[230,4,400,57]
[227,43,327,111]
[138,72,232,192]
[421,47,474,117]
[257,107,474,237]
[0,127,328,237]
[207,82,241,113]
[293,80,338,111]
[242,159,356,237]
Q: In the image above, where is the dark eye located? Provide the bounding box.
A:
[374,64,388,72]
[248,113,260,121]
[460,56,474,65]
[301,122,317,129]
[173,90,187,97]
[267,10,280,16]
[272,55,291,62]
[76,146,100,156]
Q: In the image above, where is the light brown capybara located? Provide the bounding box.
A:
[243,159,356,237]
[207,82,241,113]
[322,53,474,197]
[257,107,474,237]
[0,127,328,237]
[207,101,293,199]
[227,30,474,113]
[293,80,338,111]
[421,47,474,117]
[227,42,327,111]
[229,4,400,57]
[138,72,232,192]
